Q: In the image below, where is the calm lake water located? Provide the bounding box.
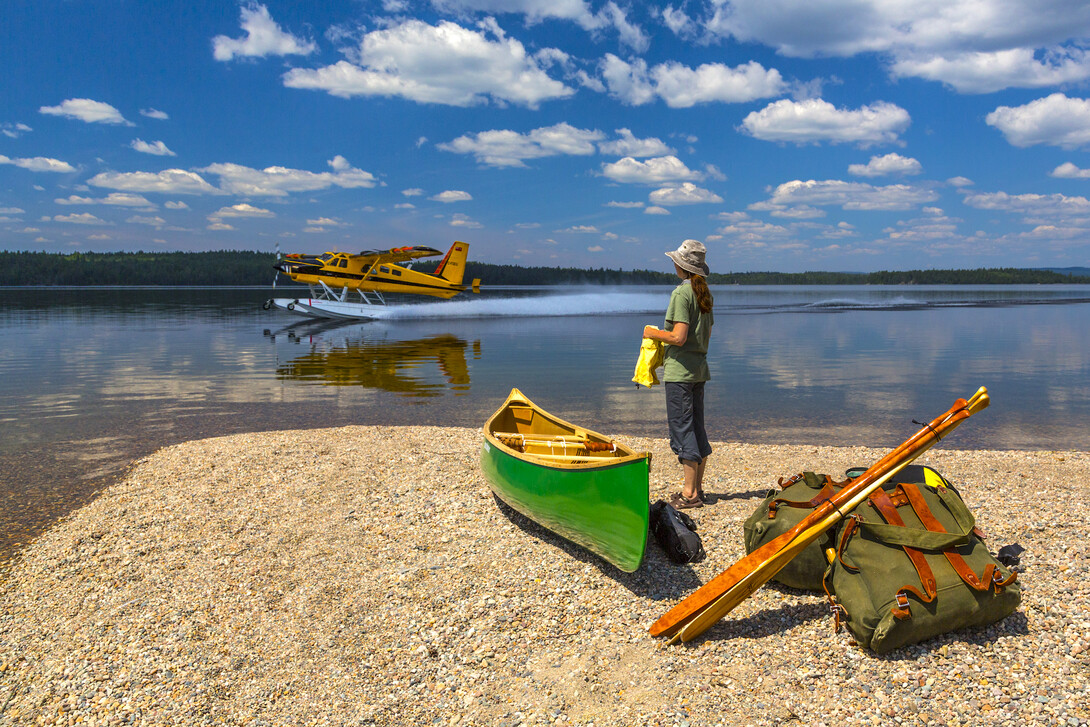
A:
[2,284,1088,560]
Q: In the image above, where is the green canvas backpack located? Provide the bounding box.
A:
[742,471,845,591]
[823,465,1021,653]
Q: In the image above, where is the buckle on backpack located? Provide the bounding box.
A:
[892,591,913,620]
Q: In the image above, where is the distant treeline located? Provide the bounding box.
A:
[1,250,1088,286]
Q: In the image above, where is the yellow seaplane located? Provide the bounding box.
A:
[265,241,480,319]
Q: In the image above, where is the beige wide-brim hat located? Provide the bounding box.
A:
[666,239,710,276]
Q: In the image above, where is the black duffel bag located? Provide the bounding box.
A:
[650,500,705,564]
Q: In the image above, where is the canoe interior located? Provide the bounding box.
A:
[487,397,642,469]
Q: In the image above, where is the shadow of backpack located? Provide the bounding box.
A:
[650,500,705,564]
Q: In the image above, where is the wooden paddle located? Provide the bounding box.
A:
[650,387,990,643]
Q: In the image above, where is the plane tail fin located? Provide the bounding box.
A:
[433,241,469,286]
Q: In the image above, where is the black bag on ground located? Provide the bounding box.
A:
[650,500,705,564]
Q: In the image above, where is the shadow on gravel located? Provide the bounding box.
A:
[697,600,830,643]
[491,494,704,599]
[692,600,1032,658]
[702,488,771,504]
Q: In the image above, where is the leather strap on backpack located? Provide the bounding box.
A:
[768,473,843,518]
[867,487,939,619]
[899,483,1017,593]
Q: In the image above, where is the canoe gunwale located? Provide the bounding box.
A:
[483,388,650,471]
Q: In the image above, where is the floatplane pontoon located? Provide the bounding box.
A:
[264,241,480,319]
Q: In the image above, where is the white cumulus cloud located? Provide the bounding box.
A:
[439,123,604,167]
[89,169,226,195]
[890,47,1090,94]
[213,3,316,61]
[432,190,473,203]
[55,193,155,207]
[0,155,76,173]
[848,153,923,177]
[50,213,112,225]
[1,122,32,138]
[283,19,573,108]
[199,157,378,196]
[39,98,131,125]
[962,190,1090,217]
[696,0,1090,94]
[600,54,786,107]
[649,182,723,205]
[741,98,910,147]
[306,217,348,227]
[126,215,167,226]
[601,155,702,184]
[450,213,482,228]
[131,139,177,156]
[597,128,673,157]
[1051,162,1090,178]
[430,0,649,50]
[764,179,939,211]
[986,93,1090,149]
[209,203,276,219]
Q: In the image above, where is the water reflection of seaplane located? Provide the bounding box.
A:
[269,324,479,397]
[264,241,481,319]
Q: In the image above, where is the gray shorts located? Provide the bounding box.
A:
[666,381,712,464]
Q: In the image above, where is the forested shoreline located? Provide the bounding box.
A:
[1,250,1087,286]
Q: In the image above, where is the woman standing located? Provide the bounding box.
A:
[643,240,715,509]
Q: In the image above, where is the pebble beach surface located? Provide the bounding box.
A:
[2,425,1088,727]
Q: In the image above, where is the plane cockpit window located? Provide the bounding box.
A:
[337,259,348,268]
[379,265,389,273]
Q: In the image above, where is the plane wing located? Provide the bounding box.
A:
[354,246,443,264]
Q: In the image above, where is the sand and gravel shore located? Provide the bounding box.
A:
[1,425,1088,727]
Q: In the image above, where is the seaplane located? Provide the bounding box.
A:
[264,240,480,319]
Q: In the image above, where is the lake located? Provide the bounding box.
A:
[2,284,1088,561]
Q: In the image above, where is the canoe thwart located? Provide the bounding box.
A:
[494,432,617,453]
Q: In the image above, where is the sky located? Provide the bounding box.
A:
[3,1,1090,273]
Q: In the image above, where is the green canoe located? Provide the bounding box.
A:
[480,388,651,572]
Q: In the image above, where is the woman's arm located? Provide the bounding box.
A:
[644,322,689,346]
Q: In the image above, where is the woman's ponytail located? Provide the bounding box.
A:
[690,274,713,314]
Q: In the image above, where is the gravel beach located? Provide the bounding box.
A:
[1,425,1087,727]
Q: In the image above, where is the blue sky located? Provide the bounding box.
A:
[3,1,1090,273]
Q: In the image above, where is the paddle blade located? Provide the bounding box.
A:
[967,389,990,415]
[648,508,833,638]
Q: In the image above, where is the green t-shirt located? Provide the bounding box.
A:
[663,280,713,382]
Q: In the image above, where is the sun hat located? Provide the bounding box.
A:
[665,239,710,277]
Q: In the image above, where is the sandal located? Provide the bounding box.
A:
[670,493,703,509]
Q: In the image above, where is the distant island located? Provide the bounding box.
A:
[0,250,1087,286]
